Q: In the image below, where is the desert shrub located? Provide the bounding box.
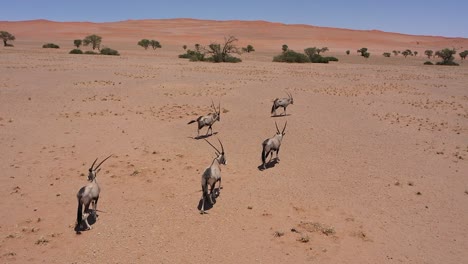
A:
[323,56,338,62]
[42,43,60,49]
[424,61,433,65]
[206,54,241,63]
[363,52,370,58]
[69,49,83,54]
[402,49,413,58]
[424,50,433,59]
[179,49,205,61]
[436,61,459,66]
[242,44,255,53]
[84,50,98,55]
[83,34,102,50]
[138,39,150,49]
[346,50,350,55]
[150,40,161,50]
[273,50,310,63]
[74,39,82,48]
[435,48,458,65]
[459,50,468,60]
[203,36,242,63]
[100,47,119,56]
[1,31,15,47]
[383,52,391,57]
[357,48,368,56]
[282,44,289,52]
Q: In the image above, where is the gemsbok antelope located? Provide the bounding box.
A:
[271,92,294,116]
[200,138,226,214]
[261,121,287,170]
[188,100,221,137]
[76,155,112,231]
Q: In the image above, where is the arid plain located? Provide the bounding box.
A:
[0,19,467,263]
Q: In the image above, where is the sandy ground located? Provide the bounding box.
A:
[0,19,467,263]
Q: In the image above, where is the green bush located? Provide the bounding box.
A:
[436,61,459,66]
[323,56,338,62]
[179,49,205,61]
[84,51,98,55]
[100,47,119,56]
[69,49,83,54]
[42,43,60,49]
[273,50,310,63]
[206,54,241,63]
[424,61,433,65]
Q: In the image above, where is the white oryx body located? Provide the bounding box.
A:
[261,122,287,169]
[76,155,112,230]
[188,100,221,136]
[200,139,226,214]
[271,92,294,116]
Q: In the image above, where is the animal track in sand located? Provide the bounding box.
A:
[73,80,118,87]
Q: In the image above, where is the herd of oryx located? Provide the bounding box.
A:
[75,92,294,231]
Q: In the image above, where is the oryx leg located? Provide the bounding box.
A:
[209,182,216,204]
[83,203,92,230]
[276,148,281,161]
[200,184,207,214]
[92,196,99,218]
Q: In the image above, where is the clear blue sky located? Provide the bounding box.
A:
[2,0,467,37]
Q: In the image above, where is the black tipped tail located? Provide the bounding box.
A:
[187,120,196,125]
[261,143,267,165]
[77,201,82,225]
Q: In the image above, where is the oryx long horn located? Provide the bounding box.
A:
[282,121,288,134]
[90,158,98,171]
[275,121,280,133]
[95,154,113,170]
[211,99,217,112]
[217,138,224,154]
[218,101,221,114]
[204,139,221,154]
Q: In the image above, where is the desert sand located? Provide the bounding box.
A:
[0,19,467,263]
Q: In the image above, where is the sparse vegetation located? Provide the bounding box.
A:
[202,36,242,63]
[150,40,161,50]
[83,34,102,50]
[425,50,433,59]
[179,49,205,61]
[69,49,83,54]
[100,47,120,56]
[392,50,399,56]
[273,50,310,63]
[435,48,458,66]
[138,39,150,50]
[1,31,15,47]
[424,61,434,65]
[383,52,391,57]
[346,50,350,55]
[282,44,288,52]
[459,50,468,60]
[74,39,82,48]
[414,51,418,56]
[304,47,334,63]
[358,47,370,58]
[183,44,187,50]
[42,43,60,49]
[402,49,413,58]
[242,44,255,53]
